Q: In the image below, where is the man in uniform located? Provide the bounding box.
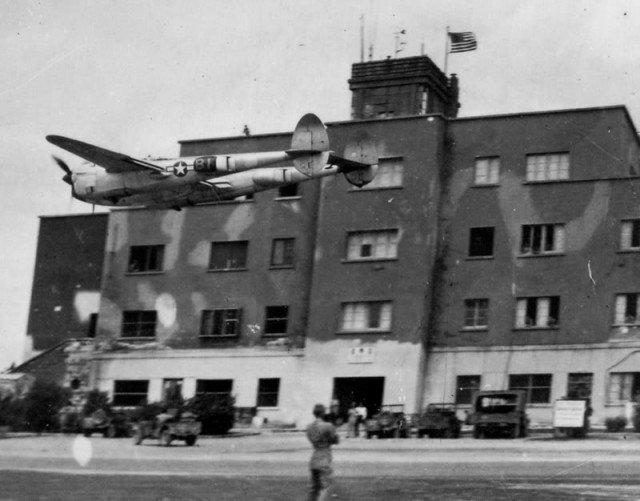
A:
[306,403,340,500]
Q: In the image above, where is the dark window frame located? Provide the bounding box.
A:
[200,309,241,338]
[270,238,295,268]
[264,305,289,337]
[508,373,552,404]
[195,379,233,397]
[128,245,165,273]
[468,227,495,257]
[208,241,249,271]
[121,310,157,338]
[257,378,280,407]
[276,184,300,198]
[113,380,149,407]
[567,373,593,400]
[463,299,489,329]
[456,375,481,405]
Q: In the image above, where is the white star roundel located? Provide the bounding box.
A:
[172,161,188,177]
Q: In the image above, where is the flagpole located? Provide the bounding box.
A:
[444,26,450,75]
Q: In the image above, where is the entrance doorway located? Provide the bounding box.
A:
[332,377,384,420]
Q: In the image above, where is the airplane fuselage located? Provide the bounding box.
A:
[72,159,340,208]
[48,113,378,210]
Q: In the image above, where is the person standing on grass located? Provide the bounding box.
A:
[306,403,340,501]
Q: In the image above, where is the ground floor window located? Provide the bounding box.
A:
[196,379,233,397]
[256,378,280,407]
[508,374,552,404]
[113,380,149,406]
[163,379,183,405]
[607,372,640,403]
[567,373,593,400]
[455,375,481,405]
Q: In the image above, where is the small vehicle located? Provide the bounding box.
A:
[82,409,131,438]
[133,410,201,446]
[365,404,409,438]
[469,390,528,439]
[416,403,461,438]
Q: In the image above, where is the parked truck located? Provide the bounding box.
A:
[470,390,528,439]
[133,410,201,446]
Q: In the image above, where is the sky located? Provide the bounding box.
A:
[1,0,640,371]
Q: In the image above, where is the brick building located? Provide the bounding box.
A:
[21,56,640,426]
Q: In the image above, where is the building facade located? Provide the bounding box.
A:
[22,56,640,426]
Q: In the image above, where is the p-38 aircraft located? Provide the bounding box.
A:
[46,114,378,210]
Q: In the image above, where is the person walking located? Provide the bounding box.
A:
[306,403,340,501]
[346,403,358,438]
[355,402,367,437]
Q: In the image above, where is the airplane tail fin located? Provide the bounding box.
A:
[341,132,378,187]
[288,113,330,177]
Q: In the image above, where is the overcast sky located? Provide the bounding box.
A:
[1,0,640,370]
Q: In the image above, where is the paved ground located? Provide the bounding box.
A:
[1,431,640,499]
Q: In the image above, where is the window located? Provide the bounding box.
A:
[162,379,183,404]
[196,379,233,397]
[620,220,640,250]
[464,299,489,329]
[614,293,640,325]
[277,184,299,198]
[270,238,295,268]
[456,375,481,405]
[128,245,164,273]
[346,230,399,261]
[520,224,565,255]
[515,297,560,328]
[509,374,552,404]
[257,378,280,407]
[209,241,248,271]
[113,380,148,406]
[360,157,403,189]
[264,306,289,336]
[88,313,98,338]
[340,301,392,332]
[200,309,241,337]
[526,153,569,182]
[607,372,640,403]
[468,227,494,257]
[567,373,593,400]
[121,310,157,338]
[474,157,500,185]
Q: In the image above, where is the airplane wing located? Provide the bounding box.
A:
[46,135,165,174]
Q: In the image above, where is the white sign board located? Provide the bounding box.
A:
[553,400,586,427]
[347,346,375,364]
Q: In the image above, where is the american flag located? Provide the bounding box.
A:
[448,32,477,53]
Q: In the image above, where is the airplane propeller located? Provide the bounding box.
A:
[52,155,73,185]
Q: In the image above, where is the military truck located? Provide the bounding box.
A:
[82,409,131,438]
[415,403,461,438]
[133,410,201,446]
[470,390,528,439]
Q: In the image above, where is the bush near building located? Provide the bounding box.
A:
[605,416,627,432]
[23,379,70,433]
[0,395,26,431]
[185,394,235,435]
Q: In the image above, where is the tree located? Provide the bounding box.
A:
[83,389,111,416]
[23,380,70,433]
